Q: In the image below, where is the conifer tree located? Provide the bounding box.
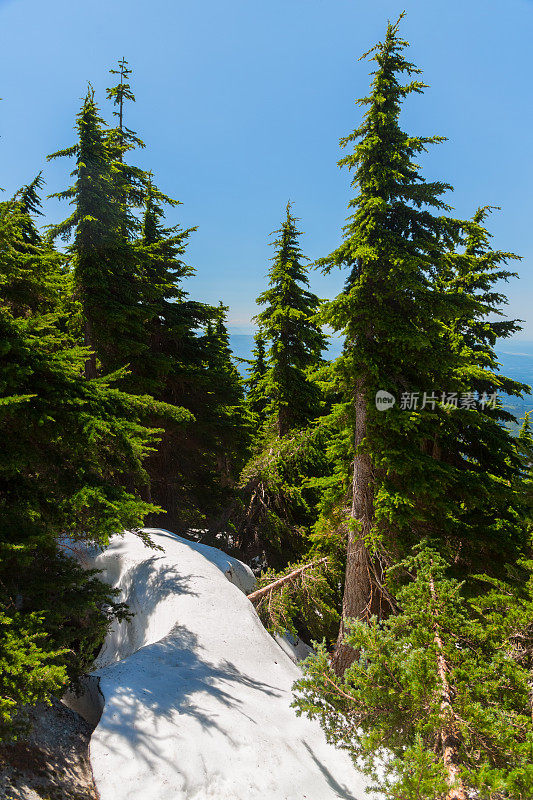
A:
[256,202,326,436]
[106,58,140,160]
[105,58,148,213]
[47,88,146,376]
[202,303,249,488]
[315,16,528,673]
[0,179,189,738]
[518,412,533,534]
[294,545,533,800]
[244,328,268,424]
[226,206,327,568]
[132,176,202,396]
[103,63,248,528]
[428,207,530,571]
[133,182,226,527]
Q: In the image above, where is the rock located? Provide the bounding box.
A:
[0,697,97,800]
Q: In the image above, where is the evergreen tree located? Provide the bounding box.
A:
[106,58,143,162]
[293,546,533,800]
[0,179,189,738]
[103,62,249,529]
[202,303,249,489]
[47,88,146,377]
[224,205,327,568]
[428,207,530,572]
[518,411,533,534]
[131,176,201,396]
[105,58,150,214]
[315,16,528,673]
[256,202,326,436]
[134,183,226,528]
[244,328,268,424]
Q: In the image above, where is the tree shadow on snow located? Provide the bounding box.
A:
[91,551,361,798]
[96,559,200,667]
[95,620,282,776]
[303,741,359,800]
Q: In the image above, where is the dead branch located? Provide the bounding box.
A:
[429,574,467,800]
[247,557,328,604]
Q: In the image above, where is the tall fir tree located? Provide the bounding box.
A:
[315,16,528,673]
[47,88,146,377]
[226,205,327,568]
[256,202,326,436]
[0,180,189,738]
[429,206,529,572]
[103,63,249,529]
[244,328,268,425]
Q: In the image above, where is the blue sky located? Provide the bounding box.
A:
[1,0,532,335]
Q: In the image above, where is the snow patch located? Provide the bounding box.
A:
[274,632,314,664]
[82,529,370,800]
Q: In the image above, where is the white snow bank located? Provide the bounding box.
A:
[84,529,370,800]
[274,632,314,664]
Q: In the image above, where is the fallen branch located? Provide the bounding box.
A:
[247,557,328,604]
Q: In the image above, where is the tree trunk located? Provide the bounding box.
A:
[430,575,467,800]
[332,376,377,675]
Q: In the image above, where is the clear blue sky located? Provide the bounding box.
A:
[1,0,532,335]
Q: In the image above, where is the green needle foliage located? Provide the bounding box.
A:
[47,88,146,377]
[311,14,529,672]
[244,328,268,425]
[202,303,249,489]
[0,177,188,739]
[256,202,326,437]
[293,545,533,800]
[106,57,145,167]
[0,610,67,741]
[226,204,327,568]
[234,423,330,567]
[130,179,217,528]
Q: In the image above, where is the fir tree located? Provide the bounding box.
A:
[256,202,326,437]
[47,88,146,377]
[0,179,189,738]
[428,207,530,572]
[105,58,148,212]
[518,411,533,535]
[103,63,247,529]
[316,16,529,673]
[225,205,327,568]
[293,545,533,800]
[202,303,248,488]
[134,182,224,528]
[130,176,200,396]
[244,328,268,424]
[106,58,140,160]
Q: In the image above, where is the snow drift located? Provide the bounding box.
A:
[79,529,370,800]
